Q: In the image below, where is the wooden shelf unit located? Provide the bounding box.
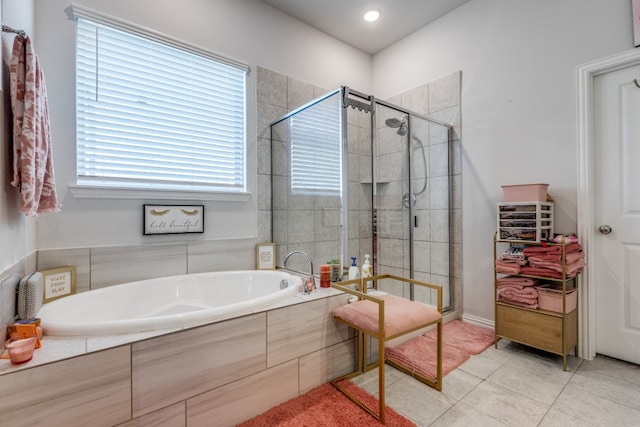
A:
[494,233,578,370]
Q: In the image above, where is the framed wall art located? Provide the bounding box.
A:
[256,243,276,270]
[42,266,76,304]
[143,204,204,235]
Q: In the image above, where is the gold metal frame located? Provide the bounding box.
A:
[330,274,443,424]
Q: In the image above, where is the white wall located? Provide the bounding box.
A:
[31,0,371,249]
[0,0,35,271]
[372,0,632,321]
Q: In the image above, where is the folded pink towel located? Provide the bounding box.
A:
[520,259,586,279]
[522,245,562,256]
[528,251,583,265]
[495,262,521,275]
[499,287,538,299]
[496,276,538,288]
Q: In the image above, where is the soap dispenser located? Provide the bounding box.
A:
[348,257,360,280]
[362,254,372,278]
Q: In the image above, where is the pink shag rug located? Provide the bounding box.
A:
[237,381,416,427]
[385,320,495,381]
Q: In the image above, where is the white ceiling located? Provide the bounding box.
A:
[260,0,471,54]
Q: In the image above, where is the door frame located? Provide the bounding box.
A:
[577,47,640,360]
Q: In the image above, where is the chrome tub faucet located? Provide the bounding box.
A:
[283,251,316,294]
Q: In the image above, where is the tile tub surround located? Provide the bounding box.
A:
[0,289,354,426]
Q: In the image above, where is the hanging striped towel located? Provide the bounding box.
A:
[9,34,60,216]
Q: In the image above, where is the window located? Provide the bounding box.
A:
[75,14,247,193]
[289,93,342,195]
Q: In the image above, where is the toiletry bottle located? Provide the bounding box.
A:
[319,264,331,288]
[329,259,342,282]
[348,257,359,280]
[362,254,372,278]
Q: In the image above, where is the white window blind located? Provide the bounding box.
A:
[75,17,247,192]
[289,94,342,195]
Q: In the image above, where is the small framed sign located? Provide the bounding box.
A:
[42,266,76,304]
[143,205,204,235]
[256,243,276,270]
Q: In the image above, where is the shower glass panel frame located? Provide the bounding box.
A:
[270,86,453,311]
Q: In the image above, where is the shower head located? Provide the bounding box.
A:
[385,117,403,128]
[385,116,407,136]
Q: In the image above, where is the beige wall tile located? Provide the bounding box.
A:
[267,294,351,367]
[287,77,315,110]
[117,402,185,427]
[256,66,287,108]
[187,238,255,273]
[299,339,356,393]
[187,359,298,427]
[0,347,131,426]
[91,243,187,289]
[0,274,20,346]
[37,247,91,293]
[429,71,461,113]
[132,314,267,417]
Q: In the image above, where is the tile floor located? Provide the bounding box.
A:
[352,340,640,426]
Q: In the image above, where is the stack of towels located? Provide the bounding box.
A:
[496,239,587,309]
[496,276,539,309]
[496,242,586,279]
[519,242,586,279]
[495,246,527,275]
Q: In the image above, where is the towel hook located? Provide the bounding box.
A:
[634,79,640,89]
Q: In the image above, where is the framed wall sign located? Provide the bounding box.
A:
[42,266,76,304]
[143,204,204,235]
[256,243,276,270]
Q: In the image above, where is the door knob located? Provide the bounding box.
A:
[599,225,612,234]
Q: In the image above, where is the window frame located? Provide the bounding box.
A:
[70,5,251,201]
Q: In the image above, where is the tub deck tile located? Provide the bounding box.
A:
[132,313,267,417]
[0,346,131,426]
[187,359,298,426]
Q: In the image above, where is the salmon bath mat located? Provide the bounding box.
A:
[425,319,495,355]
[237,381,416,426]
[385,333,470,379]
[385,320,495,380]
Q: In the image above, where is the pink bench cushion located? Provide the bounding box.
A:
[333,295,441,338]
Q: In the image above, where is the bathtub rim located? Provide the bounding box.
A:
[0,276,346,376]
[37,269,304,337]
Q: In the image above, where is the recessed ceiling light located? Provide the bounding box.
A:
[364,9,380,22]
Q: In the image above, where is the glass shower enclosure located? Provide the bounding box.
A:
[270,87,453,310]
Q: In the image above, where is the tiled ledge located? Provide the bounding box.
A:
[0,286,345,376]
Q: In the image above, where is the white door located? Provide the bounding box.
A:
[594,64,640,364]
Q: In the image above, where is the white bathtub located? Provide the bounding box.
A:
[37,270,302,336]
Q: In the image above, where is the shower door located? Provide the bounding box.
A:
[270,86,452,311]
[373,103,451,310]
[374,105,411,297]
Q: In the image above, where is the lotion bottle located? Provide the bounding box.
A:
[362,254,372,278]
[348,257,359,280]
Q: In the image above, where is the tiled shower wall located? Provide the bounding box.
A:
[256,67,338,270]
